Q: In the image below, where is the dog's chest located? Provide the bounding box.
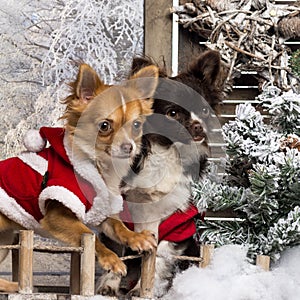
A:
[122,144,191,224]
[129,144,186,196]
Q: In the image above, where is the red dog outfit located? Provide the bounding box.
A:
[0,127,123,232]
[121,201,201,243]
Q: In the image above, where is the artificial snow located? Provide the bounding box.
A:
[162,244,300,300]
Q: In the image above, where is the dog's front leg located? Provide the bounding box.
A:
[96,218,157,296]
[40,201,126,275]
[99,215,157,253]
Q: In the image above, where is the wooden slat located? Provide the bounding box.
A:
[178,0,204,73]
[200,244,214,268]
[228,88,259,100]
[19,230,34,294]
[256,255,270,271]
[144,0,173,74]
[140,249,157,298]
[80,234,95,296]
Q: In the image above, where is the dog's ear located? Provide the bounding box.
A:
[188,50,221,86]
[130,65,159,98]
[129,65,159,114]
[75,64,105,103]
[130,56,167,78]
[130,57,154,76]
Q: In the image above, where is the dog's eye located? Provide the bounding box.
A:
[98,121,111,133]
[202,107,210,117]
[166,109,178,119]
[133,120,142,130]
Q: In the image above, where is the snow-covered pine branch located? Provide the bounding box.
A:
[192,86,300,263]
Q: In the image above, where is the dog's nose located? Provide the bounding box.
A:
[121,143,133,154]
[191,121,203,134]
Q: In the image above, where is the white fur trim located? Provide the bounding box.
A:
[39,186,86,222]
[0,187,41,230]
[18,152,48,175]
[63,133,123,225]
[85,194,123,226]
[23,129,46,152]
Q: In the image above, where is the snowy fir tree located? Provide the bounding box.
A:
[192,84,300,263]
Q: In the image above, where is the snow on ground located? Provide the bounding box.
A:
[163,244,300,300]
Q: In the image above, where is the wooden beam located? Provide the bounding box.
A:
[144,0,173,74]
[200,244,214,268]
[178,0,204,73]
[80,233,95,296]
[18,230,34,294]
[140,248,157,298]
[256,255,270,271]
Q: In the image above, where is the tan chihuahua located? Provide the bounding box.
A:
[0,63,158,292]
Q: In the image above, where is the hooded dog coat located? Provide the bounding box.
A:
[0,127,123,231]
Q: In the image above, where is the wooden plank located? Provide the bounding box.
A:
[178,26,204,73]
[1,294,64,299]
[256,255,270,271]
[140,249,157,299]
[199,244,214,268]
[178,0,204,73]
[79,234,95,297]
[144,0,173,74]
[230,89,259,100]
[18,231,34,294]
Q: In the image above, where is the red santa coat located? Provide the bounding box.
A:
[0,127,123,231]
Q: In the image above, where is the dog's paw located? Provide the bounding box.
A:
[0,279,18,293]
[95,272,121,296]
[97,250,127,276]
[126,230,157,253]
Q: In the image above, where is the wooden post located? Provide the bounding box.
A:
[80,233,95,296]
[256,255,270,271]
[200,244,214,268]
[18,230,34,294]
[144,0,173,74]
[70,252,81,295]
[140,248,157,299]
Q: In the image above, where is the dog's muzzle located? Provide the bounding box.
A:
[189,121,206,142]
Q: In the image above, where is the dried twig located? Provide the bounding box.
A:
[172,0,300,92]
[224,41,266,61]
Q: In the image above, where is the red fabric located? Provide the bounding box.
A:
[39,127,96,209]
[159,204,200,242]
[0,127,96,221]
[0,156,44,220]
[121,201,201,243]
[39,127,69,163]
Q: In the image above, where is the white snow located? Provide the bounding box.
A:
[163,244,300,300]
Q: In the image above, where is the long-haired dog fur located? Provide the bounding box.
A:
[96,50,223,297]
[0,63,159,292]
